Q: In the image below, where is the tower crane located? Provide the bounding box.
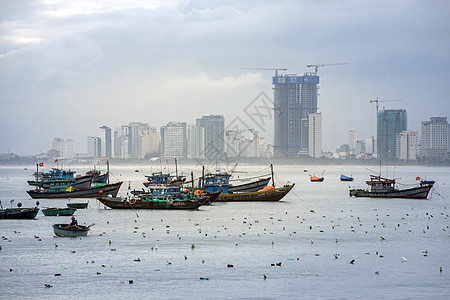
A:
[306,63,350,75]
[240,67,287,77]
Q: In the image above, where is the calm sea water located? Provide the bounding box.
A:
[1,164,449,299]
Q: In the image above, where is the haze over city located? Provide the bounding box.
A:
[1,0,449,155]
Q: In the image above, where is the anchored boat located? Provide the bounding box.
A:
[349,175,433,199]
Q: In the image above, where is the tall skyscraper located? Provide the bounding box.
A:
[87,136,102,157]
[195,115,225,160]
[308,113,322,158]
[377,109,407,159]
[99,126,112,158]
[420,117,448,159]
[160,122,187,159]
[273,73,319,157]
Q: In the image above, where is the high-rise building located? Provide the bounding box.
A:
[140,127,159,158]
[377,109,407,159]
[186,124,196,159]
[87,136,102,157]
[224,129,261,158]
[114,126,130,159]
[195,115,225,160]
[420,117,448,159]
[308,113,322,158]
[160,122,187,159]
[52,138,74,158]
[348,130,359,153]
[273,73,319,157]
[396,130,418,161]
[99,126,112,158]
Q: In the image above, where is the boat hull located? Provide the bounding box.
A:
[217,184,295,202]
[27,182,123,199]
[0,207,39,219]
[53,224,90,237]
[228,177,271,193]
[349,184,433,199]
[42,208,76,216]
[66,202,89,209]
[98,196,209,210]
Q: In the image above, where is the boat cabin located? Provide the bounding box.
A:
[366,175,396,192]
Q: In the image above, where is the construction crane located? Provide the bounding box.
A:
[306,63,350,75]
[240,67,287,77]
[369,98,402,116]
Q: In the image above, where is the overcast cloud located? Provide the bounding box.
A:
[1,0,449,155]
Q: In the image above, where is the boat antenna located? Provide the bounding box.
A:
[270,164,275,187]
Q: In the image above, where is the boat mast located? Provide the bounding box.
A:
[175,158,178,178]
[270,164,275,187]
[106,160,110,184]
[191,171,194,190]
[202,166,205,189]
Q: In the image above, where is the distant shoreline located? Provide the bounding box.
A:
[1,156,449,167]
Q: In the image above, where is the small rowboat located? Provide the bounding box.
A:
[42,207,76,216]
[66,202,88,209]
[52,223,94,237]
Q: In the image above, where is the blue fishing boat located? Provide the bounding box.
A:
[340,174,354,181]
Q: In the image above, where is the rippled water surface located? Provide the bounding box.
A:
[1,164,449,299]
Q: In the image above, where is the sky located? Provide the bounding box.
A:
[1,0,449,155]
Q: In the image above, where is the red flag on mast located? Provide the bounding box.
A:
[39,162,44,167]
[54,159,58,162]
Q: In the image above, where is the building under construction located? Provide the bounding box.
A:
[273,73,319,157]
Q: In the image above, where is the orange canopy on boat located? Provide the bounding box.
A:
[310,176,321,181]
[258,186,275,192]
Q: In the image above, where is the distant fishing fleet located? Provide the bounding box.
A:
[0,160,437,223]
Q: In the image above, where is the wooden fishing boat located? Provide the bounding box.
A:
[27,181,123,199]
[349,175,433,199]
[53,223,92,237]
[228,177,271,193]
[340,174,354,181]
[66,202,89,209]
[98,194,211,210]
[42,207,76,216]
[217,184,295,202]
[0,206,39,219]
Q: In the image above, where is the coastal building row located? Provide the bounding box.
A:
[339,116,449,160]
[77,115,272,160]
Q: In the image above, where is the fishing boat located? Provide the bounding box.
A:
[53,224,92,237]
[349,175,433,199]
[340,174,354,181]
[201,164,294,202]
[86,169,108,184]
[98,189,214,210]
[42,207,76,216]
[216,184,295,202]
[0,206,39,219]
[416,176,435,185]
[66,202,89,209]
[310,176,324,182]
[199,165,271,194]
[27,181,123,199]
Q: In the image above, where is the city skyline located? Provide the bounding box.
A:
[1,1,449,155]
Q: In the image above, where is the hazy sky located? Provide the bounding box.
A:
[1,0,449,155]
